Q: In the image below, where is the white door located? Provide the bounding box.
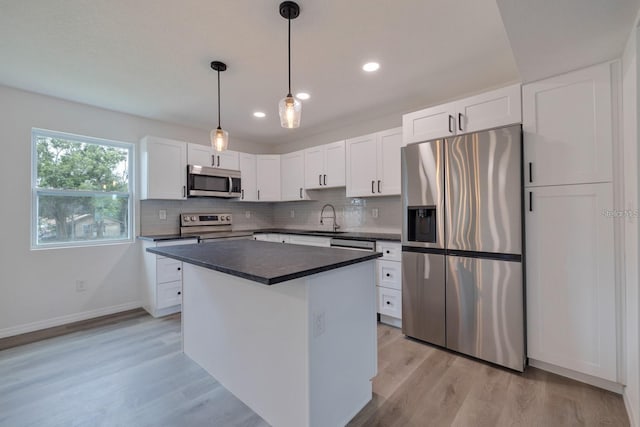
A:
[281,151,307,201]
[215,150,240,170]
[256,155,281,201]
[377,128,402,196]
[304,146,325,189]
[324,140,346,188]
[402,100,457,146]
[523,62,613,187]
[238,153,257,201]
[525,183,616,381]
[187,143,214,167]
[346,133,378,197]
[141,137,187,200]
[456,84,521,134]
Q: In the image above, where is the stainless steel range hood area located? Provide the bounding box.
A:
[401,124,525,372]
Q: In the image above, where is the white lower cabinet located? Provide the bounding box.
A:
[287,235,331,247]
[376,241,402,327]
[142,238,198,317]
[525,183,617,382]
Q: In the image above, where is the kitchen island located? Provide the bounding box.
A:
[147,240,381,427]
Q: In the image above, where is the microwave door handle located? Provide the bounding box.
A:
[228,176,233,195]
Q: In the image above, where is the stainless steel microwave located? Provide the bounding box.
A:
[187,165,241,198]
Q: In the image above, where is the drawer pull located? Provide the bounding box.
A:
[386,301,391,305]
[177,291,182,295]
[177,267,181,271]
[386,273,391,277]
[386,250,390,254]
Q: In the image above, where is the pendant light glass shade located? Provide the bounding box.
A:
[278,2,301,129]
[210,61,228,152]
[210,127,229,152]
[279,94,301,128]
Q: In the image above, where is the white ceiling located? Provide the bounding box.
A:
[0,1,638,145]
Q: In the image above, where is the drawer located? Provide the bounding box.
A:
[377,241,402,261]
[157,281,182,309]
[377,260,401,290]
[378,287,402,319]
[157,258,183,284]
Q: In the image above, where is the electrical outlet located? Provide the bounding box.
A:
[75,280,88,292]
[313,311,326,337]
[159,210,167,220]
[245,210,251,219]
[290,210,295,218]
[372,208,379,218]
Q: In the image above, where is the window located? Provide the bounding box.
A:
[31,129,134,248]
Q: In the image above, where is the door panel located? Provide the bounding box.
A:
[446,255,524,371]
[445,125,522,254]
[401,251,445,346]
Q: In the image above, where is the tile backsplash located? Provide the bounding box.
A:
[139,188,401,236]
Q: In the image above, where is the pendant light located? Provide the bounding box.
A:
[210,61,229,152]
[278,1,301,129]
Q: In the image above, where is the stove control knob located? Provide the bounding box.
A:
[183,216,190,222]
[191,216,197,221]
[225,216,230,221]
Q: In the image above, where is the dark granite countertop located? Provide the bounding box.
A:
[147,239,382,285]
[250,228,401,242]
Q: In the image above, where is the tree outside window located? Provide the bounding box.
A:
[32,129,133,248]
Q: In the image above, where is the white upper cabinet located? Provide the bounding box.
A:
[403,84,522,146]
[187,143,240,170]
[346,127,402,197]
[140,136,187,200]
[304,140,346,189]
[523,62,614,187]
[256,155,281,201]
[525,183,616,381]
[281,150,309,201]
[238,152,257,202]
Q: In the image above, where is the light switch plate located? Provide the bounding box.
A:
[159,210,167,220]
[372,208,379,218]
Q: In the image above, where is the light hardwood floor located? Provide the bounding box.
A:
[0,313,629,427]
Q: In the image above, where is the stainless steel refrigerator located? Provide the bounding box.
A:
[401,124,525,371]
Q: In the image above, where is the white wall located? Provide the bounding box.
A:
[0,84,268,337]
[622,21,640,427]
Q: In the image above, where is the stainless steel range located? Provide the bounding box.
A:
[180,212,251,243]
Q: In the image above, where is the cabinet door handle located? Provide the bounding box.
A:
[386,273,390,277]
[257,190,260,200]
[183,185,186,198]
[241,189,244,200]
[371,180,375,194]
[529,162,533,183]
[177,291,182,295]
[386,301,391,305]
[211,154,215,167]
[323,174,327,185]
[217,155,220,167]
[377,180,381,193]
[448,115,454,133]
[529,191,533,212]
[458,113,463,132]
[299,188,303,199]
[177,267,181,271]
[386,250,390,254]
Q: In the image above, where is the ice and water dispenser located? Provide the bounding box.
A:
[407,206,437,243]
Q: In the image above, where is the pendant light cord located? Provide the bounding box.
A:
[288,17,292,97]
[217,69,221,128]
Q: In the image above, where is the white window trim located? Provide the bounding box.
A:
[31,128,135,250]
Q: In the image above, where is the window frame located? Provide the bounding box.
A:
[31,128,135,250]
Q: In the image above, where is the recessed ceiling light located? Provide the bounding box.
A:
[253,111,266,118]
[295,92,310,100]
[362,62,380,72]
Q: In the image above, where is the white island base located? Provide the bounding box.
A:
[182,260,377,427]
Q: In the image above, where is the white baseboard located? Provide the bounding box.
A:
[379,314,402,329]
[624,390,638,427]
[0,301,143,339]
[529,359,624,394]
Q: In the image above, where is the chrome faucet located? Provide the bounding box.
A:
[320,204,340,232]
